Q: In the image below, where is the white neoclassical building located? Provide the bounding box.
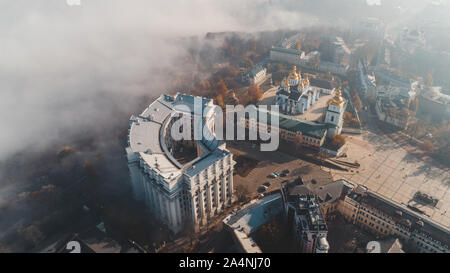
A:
[126,93,235,234]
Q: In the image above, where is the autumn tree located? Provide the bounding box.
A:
[352,92,363,112]
[215,79,229,98]
[235,185,250,203]
[215,94,224,108]
[331,134,346,149]
[294,134,303,150]
[247,84,263,104]
[420,141,435,154]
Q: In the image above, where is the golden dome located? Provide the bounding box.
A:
[329,87,344,106]
[304,76,310,86]
[281,77,290,88]
[288,66,300,81]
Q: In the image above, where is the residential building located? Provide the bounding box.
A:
[280,181,329,253]
[241,64,267,85]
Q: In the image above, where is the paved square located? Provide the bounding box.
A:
[326,129,450,228]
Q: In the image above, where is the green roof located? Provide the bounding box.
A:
[245,64,265,77]
[244,108,328,139]
[270,46,303,56]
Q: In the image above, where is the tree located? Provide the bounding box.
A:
[331,134,346,149]
[215,94,224,109]
[352,92,362,112]
[247,84,263,104]
[294,134,303,150]
[419,141,435,154]
[235,185,250,203]
[215,79,229,98]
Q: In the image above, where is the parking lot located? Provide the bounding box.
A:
[228,141,333,198]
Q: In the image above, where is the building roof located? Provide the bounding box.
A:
[245,64,265,78]
[348,187,450,249]
[270,46,304,56]
[283,179,353,205]
[127,93,230,185]
[309,78,333,90]
[246,108,329,139]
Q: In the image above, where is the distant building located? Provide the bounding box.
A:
[270,46,306,65]
[241,64,267,85]
[354,17,385,38]
[357,61,377,98]
[126,93,235,234]
[375,84,418,129]
[280,182,329,253]
[372,67,413,88]
[418,86,450,121]
[317,61,349,77]
[397,28,426,54]
[319,36,351,66]
[309,77,335,95]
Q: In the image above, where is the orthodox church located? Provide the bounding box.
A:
[275,66,320,115]
[274,65,346,138]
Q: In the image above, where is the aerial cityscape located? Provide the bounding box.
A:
[0,0,449,257]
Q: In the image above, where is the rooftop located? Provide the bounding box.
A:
[127,93,229,183]
[244,108,329,139]
[270,46,304,56]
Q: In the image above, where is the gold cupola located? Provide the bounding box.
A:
[329,87,344,106]
[304,76,310,86]
[281,77,290,89]
[288,65,300,81]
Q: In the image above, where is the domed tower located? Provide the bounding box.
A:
[288,66,301,86]
[325,87,345,136]
[329,88,344,108]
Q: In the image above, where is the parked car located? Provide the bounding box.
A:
[263,182,270,187]
[273,172,280,177]
[258,186,267,193]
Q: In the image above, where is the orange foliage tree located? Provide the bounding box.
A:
[247,84,263,104]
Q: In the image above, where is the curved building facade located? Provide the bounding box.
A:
[126,93,235,234]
